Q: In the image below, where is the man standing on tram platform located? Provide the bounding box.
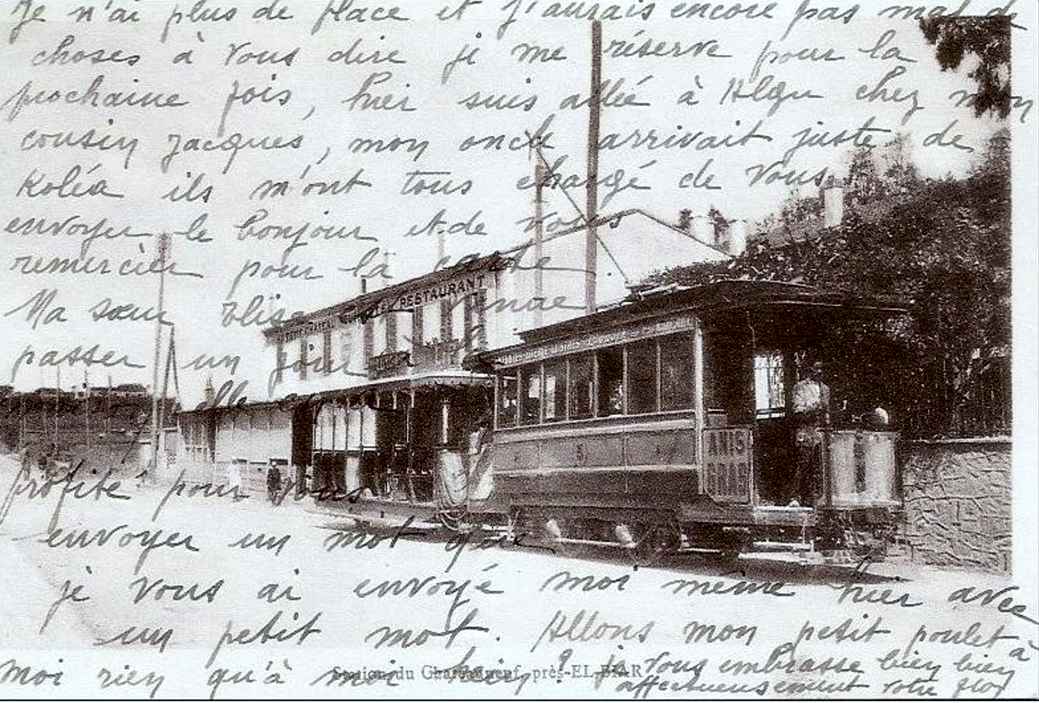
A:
[789,360,830,507]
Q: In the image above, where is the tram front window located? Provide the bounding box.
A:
[661,332,695,410]
[597,347,624,417]
[497,374,517,427]
[627,339,658,414]
[520,365,542,425]
[544,360,567,422]
[569,354,594,420]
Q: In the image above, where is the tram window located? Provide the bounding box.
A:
[520,365,542,425]
[569,354,594,420]
[627,339,658,414]
[597,347,624,417]
[498,375,518,427]
[543,360,567,422]
[661,333,696,410]
[754,350,786,417]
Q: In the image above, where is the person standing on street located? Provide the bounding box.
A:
[267,459,283,505]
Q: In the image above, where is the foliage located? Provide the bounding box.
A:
[646,130,1011,437]
[919,15,1012,119]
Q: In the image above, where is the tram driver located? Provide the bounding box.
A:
[789,360,830,507]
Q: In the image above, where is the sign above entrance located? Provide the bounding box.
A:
[368,350,411,379]
[365,274,488,321]
[496,314,697,367]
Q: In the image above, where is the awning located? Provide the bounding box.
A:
[285,371,493,406]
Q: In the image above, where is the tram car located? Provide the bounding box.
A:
[320,280,907,561]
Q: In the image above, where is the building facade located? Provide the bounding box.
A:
[175,208,732,498]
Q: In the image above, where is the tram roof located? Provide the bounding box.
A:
[469,279,907,368]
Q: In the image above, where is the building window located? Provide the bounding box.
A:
[497,374,518,428]
[323,329,333,374]
[422,301,439,343]
[464,295,474,353]
[520,365,541,425]
[373,316,387,356]
[543,360,567,422]
[440,299,452,341]
[275,339,286,385]
[569,354,594,420]
[451,299,465,346]
[627,338,658,415]
[474,290,488,350]
[363,321,374,366]
[597,347,624,417]
[339,328,354,376]
[385,312,398,353]
[754,350,785,417]
[660,333,696,411]
[412,305,424,351]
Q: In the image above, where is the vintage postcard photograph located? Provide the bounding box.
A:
[0,0,1036,699]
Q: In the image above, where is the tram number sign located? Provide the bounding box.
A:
[702,427,752,502]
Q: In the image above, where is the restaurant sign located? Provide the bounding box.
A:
[274,316,336,343]
[496,314,697,367]
[702,427,752,503]
[363,274,488,321]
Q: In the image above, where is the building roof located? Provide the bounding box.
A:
[262,252,508,341]
[262,208,727,342]
[468,279,907,368]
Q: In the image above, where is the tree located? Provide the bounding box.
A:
[919,15,1011,118]
[645,131,1011,437]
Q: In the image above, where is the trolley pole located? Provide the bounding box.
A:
[533,161,546,329]
[585,20,602,315]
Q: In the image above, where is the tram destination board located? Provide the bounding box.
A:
[703,427,752,503]
[497,314,697,367]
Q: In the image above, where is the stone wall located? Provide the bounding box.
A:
[900,438,1012,573]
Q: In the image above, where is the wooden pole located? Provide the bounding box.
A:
[83,370,90,451]
[158,326,176,476]
[54,367,60,452]
[585,20,602,315]
[150,233,170,480]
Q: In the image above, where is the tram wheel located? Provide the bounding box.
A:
[631,524,679,567]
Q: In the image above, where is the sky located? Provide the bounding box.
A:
[0,0,1030,405]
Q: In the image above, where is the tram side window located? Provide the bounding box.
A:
[543,360,567,422]
[597,347,624,417]
[627,339,658,414]
[569,354,594,420]
[498,375,518,427]
[754,350,786,417]
[520,365,542,425]
[661,333,696,410]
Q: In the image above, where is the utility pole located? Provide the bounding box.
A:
[585,20,602,315]
[157,326,176,478]
[533,160,546,329]
[54,367,60,452]
[83,370,90,451]
[149,232,171,482]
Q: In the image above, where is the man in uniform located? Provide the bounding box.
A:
[789,360,830,507]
